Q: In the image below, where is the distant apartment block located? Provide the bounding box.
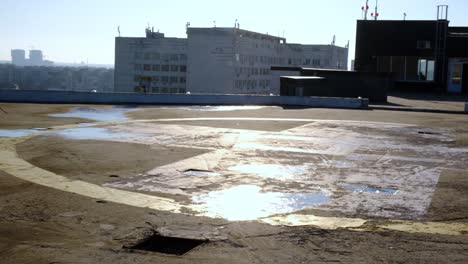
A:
[115,26,348,94]
[11,49,53,66]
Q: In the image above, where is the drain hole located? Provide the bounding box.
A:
[418,131,439,135]
[130,234,206,255]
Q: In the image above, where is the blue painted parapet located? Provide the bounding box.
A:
[0,90,368,109]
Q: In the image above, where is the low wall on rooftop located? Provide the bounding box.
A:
[0,90,369,109]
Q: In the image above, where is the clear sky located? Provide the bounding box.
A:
[1,0,466,67]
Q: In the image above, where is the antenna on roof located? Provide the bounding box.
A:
[371,0,380,20]
[361,0,370,20]
[331,35,336,46]
[117,26,121,37]
[213,21,216,28]
[235,19,238,28]
[403,12,407,21]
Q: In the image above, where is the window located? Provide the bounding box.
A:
[312,59,321,66]
[144,53,151,60]
[134,64,142,71]
[180,65,187,72]
[161,76,169,83]
[417,40,432,49]
[152,53,160,60]
[161,65,170,72]
[180,54,187,61]
[417,59,435,81]
[152,76,160,82]
[180,77,186,83]
[170,76,178,83]
[170,54,179,61]
[171,65,179,72]
[152,64,160,71]
[143,64,151,71]
[134,52,143,60]
[162,54,170,62]
[451,64,462,85]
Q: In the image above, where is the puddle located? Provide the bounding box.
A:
[0,129,39,138]
[341,183,399,195]
[192,185,330,221]
[53,127,144,140]
[183,170,221,177]
[77,123,96,127]
[228,164,308,181]
[49,107,133,122]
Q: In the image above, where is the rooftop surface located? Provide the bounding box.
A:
[0,94,467,263]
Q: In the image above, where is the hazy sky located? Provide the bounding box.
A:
[1,0,466,66]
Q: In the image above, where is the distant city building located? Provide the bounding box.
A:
[0,64,113,92]
[10,49,53,66]
[115,26,348,94]
[11,49,26,66]
[29,50,44,65]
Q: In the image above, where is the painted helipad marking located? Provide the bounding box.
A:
[0,138,181,213]
[1,118,467,236]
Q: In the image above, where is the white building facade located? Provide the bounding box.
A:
[115,27,348,94]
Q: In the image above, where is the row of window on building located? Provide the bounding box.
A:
[135,52,187,62]
[237,55,286,65]
[134,75,186,84]
[134,86,187,94]
[234,79,270,90]
[135,64,187,73]
[237,54,326,67]
[235,67,271,76]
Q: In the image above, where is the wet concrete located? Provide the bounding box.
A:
[191,185,330,221]
[48,106,133,122]
[90,119,468,221]
[0,129,40,138]
[340,183,399,195]
[52,127,145,140]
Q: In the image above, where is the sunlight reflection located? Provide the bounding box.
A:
[229,163,308,181]
[191,185,330,221]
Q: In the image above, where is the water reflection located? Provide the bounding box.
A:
[0,129,39,138]
[341,183,399,195]
[152,105,266,111]
[183,170,221,177]
[49,107,131,122]
[192,185,330,221]
[53,127,144,140]
[228,163,308,181]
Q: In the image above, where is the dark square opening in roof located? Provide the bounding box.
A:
[130,234,206,255]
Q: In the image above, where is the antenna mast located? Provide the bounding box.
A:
[371,0,380,20]
[361,0,370,20]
